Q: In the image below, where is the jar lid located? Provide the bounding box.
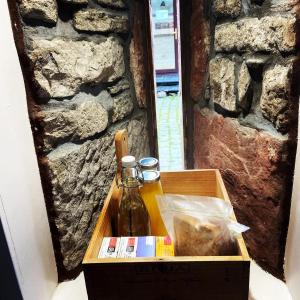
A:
[122,155,136,167]
[141,170,160,183]
[139,157,159,170]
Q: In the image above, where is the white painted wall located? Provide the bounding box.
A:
[0,2,57,300]
[285,110,300,300]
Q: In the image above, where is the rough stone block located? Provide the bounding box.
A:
[210,57,252,115]
[128,117,150,160]
[215,16,296,53]
[214,0,242,18]
[46,116,149,272]
[96,0,126,9]
[40,91,111,150]
[209,57,237,112]
[194,108,292,279]
[61,0,88,4]
[28,37,125,98]
[112,91,134,123]
[19,0,58,24]
[47,134,116,271]
[73,8,128,33]
[260,63,292,133]
[238,61,252,111]
[270,0,299,12]
[107,78,130,95]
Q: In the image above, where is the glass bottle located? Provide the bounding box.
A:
[118,156,151,236]
[139,170,168,236]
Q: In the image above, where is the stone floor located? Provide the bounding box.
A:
[156,93,184,170]
[51,261,292,300]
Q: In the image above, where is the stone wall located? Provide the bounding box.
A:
[8,0,150,279]
[192,0,299,279]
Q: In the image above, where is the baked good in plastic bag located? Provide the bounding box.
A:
[156,194,249,256]
[174,214,238,256]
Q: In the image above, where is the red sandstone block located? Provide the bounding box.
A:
[194,108,292,279]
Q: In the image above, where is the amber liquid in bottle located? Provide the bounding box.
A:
[140,176,168,236]
[118,157,151,236]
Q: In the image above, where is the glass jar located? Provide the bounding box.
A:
[118,156,151,236]
[139,170,168,236]
[139,157,159,171]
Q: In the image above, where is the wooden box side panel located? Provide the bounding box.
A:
[215,171,250,259]
[84,183,116,261]
[160,170,218,196]
[83,260,250,300]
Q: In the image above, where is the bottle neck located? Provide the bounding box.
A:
[123,179,140,189]
[121,166,140,188]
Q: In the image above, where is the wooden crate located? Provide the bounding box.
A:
[83,169,250,300]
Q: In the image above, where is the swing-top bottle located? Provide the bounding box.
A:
[118,155,151,236]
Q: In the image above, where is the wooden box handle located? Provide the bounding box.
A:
[115,129,129,176]
[111,130,129,226]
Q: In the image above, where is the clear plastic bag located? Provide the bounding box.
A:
[156,194,249,256]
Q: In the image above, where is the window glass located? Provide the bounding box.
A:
[152,0,174,15]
